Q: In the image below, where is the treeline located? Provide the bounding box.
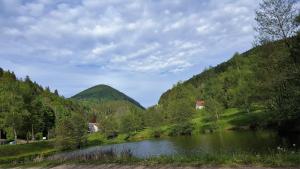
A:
[79,100,145,137]
[82,93,197,137]
[0,69,87,149]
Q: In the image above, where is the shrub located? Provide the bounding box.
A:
[168,122,194,136]
[35,132,43,140]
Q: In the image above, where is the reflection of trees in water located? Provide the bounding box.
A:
[279,133,300,149]
[51,131,300,159]
[218,131,224,152]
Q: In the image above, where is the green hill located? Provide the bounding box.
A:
[157,37,300,133]
[71,84,144,109]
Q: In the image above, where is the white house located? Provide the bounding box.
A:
[88,123,99,133]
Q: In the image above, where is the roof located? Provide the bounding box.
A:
[196,100,205,106]
[90,115,97,123]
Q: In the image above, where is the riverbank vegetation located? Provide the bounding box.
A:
[2,148,300,168]
[0,141,56,164]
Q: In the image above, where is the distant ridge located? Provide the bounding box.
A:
[71,84,144,109]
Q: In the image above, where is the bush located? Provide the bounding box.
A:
[153,130,161,138]
[168,122,194,136]
[35,132,43,140]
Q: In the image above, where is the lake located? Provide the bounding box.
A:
[50,131,300,160]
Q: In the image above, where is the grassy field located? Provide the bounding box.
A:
[0,141,57,164]
[191,108,268,133]
[3,150,300,168]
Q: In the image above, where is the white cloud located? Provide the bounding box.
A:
[111,43,159,63]
[25,2,44,16]
[92,43,116,55]
[0,0,262,106]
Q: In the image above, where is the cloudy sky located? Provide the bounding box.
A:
[0,0,260,107]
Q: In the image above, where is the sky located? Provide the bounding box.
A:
[0,0,260,107]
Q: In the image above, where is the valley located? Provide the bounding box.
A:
[0,0,300,168]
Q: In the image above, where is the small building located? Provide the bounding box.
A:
[196,100,205,110]
[88,114,99,133]
[88,123,99,133]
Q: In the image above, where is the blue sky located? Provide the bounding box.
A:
[0,0,260,107]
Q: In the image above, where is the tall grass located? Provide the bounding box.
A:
[48,148,133,162]
[0,141,57,164]
[2,148,300,168]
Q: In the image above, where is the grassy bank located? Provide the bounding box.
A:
[0,141,57,164]
[2,150,300,168]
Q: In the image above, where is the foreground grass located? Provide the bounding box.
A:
[0,132,132,166]
[2,151,300,168]
[144,152,300,167]
[0,141,57,164]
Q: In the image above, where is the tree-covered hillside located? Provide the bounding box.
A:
[71,85,146,138]
[158,35,300,132]
[0,69,87,147]
[71,84,144,109]
[154,1,300,134]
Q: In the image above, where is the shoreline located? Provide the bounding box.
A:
[9,164,300,169]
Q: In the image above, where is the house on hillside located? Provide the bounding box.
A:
[88,114,99,133]
[88,123,99,133]
[196,100,205,110]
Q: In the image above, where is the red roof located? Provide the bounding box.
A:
[196,100,205,106]
[90,115,97,123]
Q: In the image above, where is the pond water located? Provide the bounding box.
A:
[52,131,300,159]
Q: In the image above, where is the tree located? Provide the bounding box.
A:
[0,68,3,77]
[70,113,87,148]
[4,93,27,143]
[98,114,119,136]
[0,110,4,140]
[55,113,87,150]
[166,98,194,124]
[42,105,55,139]
[27,98,44,141]
[119,108,144,133]
[144,106,164,127]
[45,86,50,93]
[255,0,298,51]
[54,89,59,96]
[255,0,300,132]
[291,14,300,63]
[205,97,224,121]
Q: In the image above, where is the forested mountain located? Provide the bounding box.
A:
[71,84,144,109]
[71,85,145,136]
[157,35,300,133]
[0,69,86,145]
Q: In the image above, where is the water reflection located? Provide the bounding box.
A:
[51,131,300,159]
